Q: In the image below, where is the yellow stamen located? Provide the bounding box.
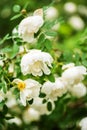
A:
[18,82,26,91]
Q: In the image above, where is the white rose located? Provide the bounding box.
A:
[68,83,87,98]
[64,2,77,13]
[18,10,44,43]
[62,63,87,85]
[41,78,67,101]
[68,16,84,30]
[45,6,58,20]
[13,78,41,106]
[23,107,40,124]
[20,49,53,76]
[79,117,87,130]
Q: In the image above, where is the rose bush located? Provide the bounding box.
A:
[0,4,87,130]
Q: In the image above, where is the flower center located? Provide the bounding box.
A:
[32,61,42,71]
[18,82,26,91]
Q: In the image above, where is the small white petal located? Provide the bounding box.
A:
[20,91,27,106]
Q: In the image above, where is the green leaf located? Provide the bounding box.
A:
[43,21,54,29]
[43,2,55,11]
[39,92,46,98]
[2,81,7,94]
[42,99,47,104]
[62,51,73,63]
[1,47,12,53]
[0,100,5,107]
[28,99,33,105]
[38,33,45,43]
[48,74,55,82]
[5,116,14,120]
[0,34,11,45]
[47,101,52,111]
[10,14,22,21]
[0,83,4,89]
[13,88,20,100]
[37,33,45,48]
[43,17,64,30]
[44,39,52,50]
[23,2,29,9]
[82,60,87,67]
[3,105,8,115]
[9,43,19,59]
[45,31,57,37]
[13,88,19,95]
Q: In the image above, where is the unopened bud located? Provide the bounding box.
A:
[21,9,27,15]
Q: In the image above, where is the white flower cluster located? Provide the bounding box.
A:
[31,97,55,115]
[41,78,67,101]
[13,53,87,116]
[13,78,56,116]
[11,8,87,119]
[62,63,87,98]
